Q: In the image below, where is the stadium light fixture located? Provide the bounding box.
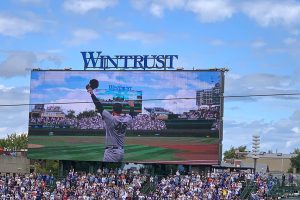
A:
[252,134,260,173]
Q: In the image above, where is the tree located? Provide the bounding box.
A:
[66,110,76,118]
[292,148,300,154]
[34,160,59,177]
[0,133,28,150]
[223,145,247,160]
[290,152,300,173]
[77,110,97,119]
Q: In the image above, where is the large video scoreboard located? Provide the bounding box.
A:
[28,70,224,165]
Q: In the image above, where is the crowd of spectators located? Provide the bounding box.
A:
[30,117,78,129]
[148,171,285,199]
[181,107,220,120]
[0,173,55,199]
[131,114,166,131]
[29,114,166,131]
[30,107,222,131]
[30,105,221,131]
[77,117,105,130]
[1,168,290,199]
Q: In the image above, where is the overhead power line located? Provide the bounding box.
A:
[0,92,300,107]
[224,92,300,98]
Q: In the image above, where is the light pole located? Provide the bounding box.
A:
[252,135,260,174]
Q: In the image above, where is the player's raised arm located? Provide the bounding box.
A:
[86,79,104,114]
[89,90,104,115]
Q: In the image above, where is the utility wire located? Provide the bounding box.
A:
[225,92,300,98]
[0,92,300,107]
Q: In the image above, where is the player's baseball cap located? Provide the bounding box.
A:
[113,103,123,114]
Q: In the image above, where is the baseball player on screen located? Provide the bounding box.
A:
[86,83,134,162]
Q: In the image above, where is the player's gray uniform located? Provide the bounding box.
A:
[101,110,132,162]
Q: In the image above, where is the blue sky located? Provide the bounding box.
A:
[0,0,300,154]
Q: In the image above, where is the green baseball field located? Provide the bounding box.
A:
[28,135,219,164]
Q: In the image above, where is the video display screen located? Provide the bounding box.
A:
[28,70,223,164]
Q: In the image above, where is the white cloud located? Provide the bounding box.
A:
[225,72,300,101]
[283,37,299,45]
[101,17,126,29]
[30,93,48,99]
[116,31,163,44]
[33,87,95,114]
[285,137,300,148]
[0,85,14,92]
[290,110,300,121]
[150,3,164,17]
[131,0,185,17]
[131,0,234,22]
[0,127,8,133]
[0,51,62,78]
[0,86,29,138]
[210,39,224,46]
[0,15,40,37]
[0,85,29,105]
[223,116,300,153]
[264,37,300,57]
[163,89,197,114]
[31,72,69,89]
[0,52,37,77]
[0,116,28,138]
[130,0,145,10]
[291,127,300,134]
[224,69,300,152]
[130,0,300,28]
[150,0,185,17]
[186,0,235,22]
[64,29,99,46]
[52,97,94,115]
[289,29,300,36]
[227,73,241,80]
[242,0,300,27]
[251,40,267,48]
[45,49,63,54]
[63,0,118,14]
[161,0,186,9]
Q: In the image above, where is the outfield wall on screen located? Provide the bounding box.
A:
[28,70,224,165]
